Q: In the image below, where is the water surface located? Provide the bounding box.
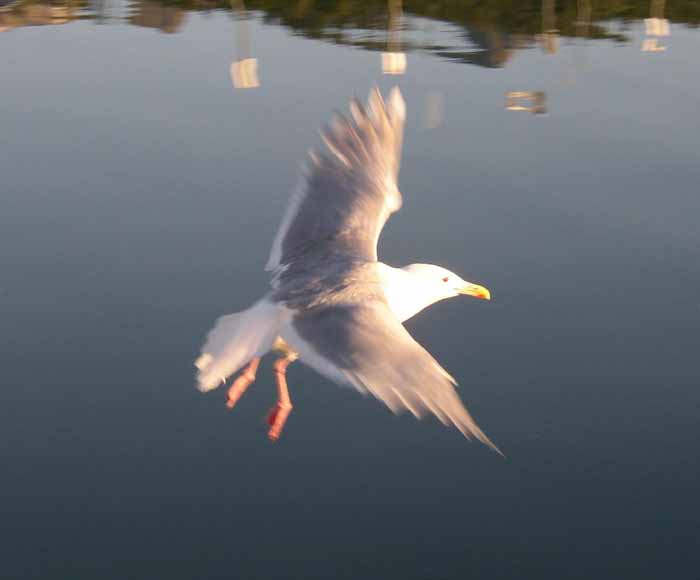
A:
[2,1,699,579]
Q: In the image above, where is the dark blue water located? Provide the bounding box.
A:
[2,2,699,579]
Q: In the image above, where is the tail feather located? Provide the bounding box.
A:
[195,299,282,392]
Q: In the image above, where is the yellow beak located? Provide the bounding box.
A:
[459,283,491,301]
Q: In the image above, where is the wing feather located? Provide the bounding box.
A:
[266,87,405,275]
[287,301,501,453]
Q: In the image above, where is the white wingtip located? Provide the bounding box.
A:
[388,86,406,121]
[367,87,384,123]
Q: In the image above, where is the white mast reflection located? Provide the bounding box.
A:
[382,0,405,75]
[575,0,591,39]
[230,0,259,89]
[506,0,554,115]
[568,0,591,84]
[538,0,559,55]
[642,0,669,52]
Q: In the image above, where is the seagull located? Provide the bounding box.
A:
[195,87,499,452]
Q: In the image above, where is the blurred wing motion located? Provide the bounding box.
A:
[266,87,405,273]
[289,301,501,453]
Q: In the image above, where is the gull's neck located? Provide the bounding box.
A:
[377,262,444,322]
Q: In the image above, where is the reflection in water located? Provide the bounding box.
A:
[3,0,687,123]
[538,0,559,54]
[575,0,592,39]
[505,91,547,115]
[643,0,670,52]
[424,91,444,129]
[128,0,186,33]
[231,58,259,89]
[564,0,592,85]
[506,0,555,117]
[2,0,694,65]
[434,25,521,68]
[240,0,658,66]
[642,37,666,52]
[230,0,259,89]
[90,0,116,23]
[0,0,79,31]
[382,0,405,75]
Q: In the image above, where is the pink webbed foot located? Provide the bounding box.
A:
[267,402,293,442]
[267,357,295,441]
[226,357,260,410]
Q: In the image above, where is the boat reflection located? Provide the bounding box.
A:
[505,91,547,115]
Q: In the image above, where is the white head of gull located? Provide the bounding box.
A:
[195,87,499,453]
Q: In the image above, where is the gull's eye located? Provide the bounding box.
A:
[442,277,449,283]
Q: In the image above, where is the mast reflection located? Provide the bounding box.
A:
[575,0,591,39]
[382,0,405,75]
[538,0,559,55]
[230,0,259,89]
[643,0,669,52]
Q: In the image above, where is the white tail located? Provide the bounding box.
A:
[195,299,282,392]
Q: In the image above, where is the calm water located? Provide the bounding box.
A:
[2,1,699,578]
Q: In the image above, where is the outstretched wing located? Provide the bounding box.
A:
[286,301,501,453]
[266,87,406,274]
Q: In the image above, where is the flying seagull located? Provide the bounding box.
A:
[195,87,499,452]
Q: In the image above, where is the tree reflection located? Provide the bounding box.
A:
[1,0,84,31]
[2,0,696,67]
[128,0,186,33]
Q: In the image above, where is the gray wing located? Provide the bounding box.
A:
[266,87,405,274]
[290,301,501,453]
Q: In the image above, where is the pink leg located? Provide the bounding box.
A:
[226,357,260,409]
[267,357,295,441]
